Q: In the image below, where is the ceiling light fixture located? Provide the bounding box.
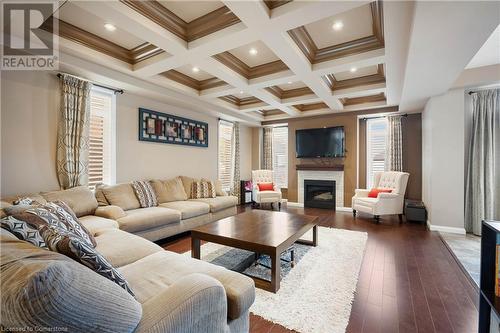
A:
[287,81,293,84]
[192,67,200,73]
[239,90,244,94]
[332,21,344,31]
[104,23,116,32]
[350,67,357,73]
[249,48,258,55]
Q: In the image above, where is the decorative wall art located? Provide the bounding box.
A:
[138,108,208,147]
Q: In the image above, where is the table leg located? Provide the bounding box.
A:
[191,237,201,259]
[312,225,318,246]
[270,252,280,292]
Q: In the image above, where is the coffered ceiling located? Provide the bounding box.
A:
[39,1,499,123]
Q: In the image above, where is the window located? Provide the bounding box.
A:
[218,120,234,191]
[272,126,288,188]
[366,118,387,188]
[88,87,116,188]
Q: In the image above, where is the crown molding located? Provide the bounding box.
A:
[120,0,240,42]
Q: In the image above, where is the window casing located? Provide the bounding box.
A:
[218,120,234,192]
[272,126,288,188]
[366,118,387,188]
[88,87,116,188]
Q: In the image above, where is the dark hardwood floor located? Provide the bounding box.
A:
[158,205,479,333]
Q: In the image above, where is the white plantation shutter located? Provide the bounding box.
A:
[366,117,388,188]
[272,126,288,188]
[88,87,116,188]
[218,120,234,191]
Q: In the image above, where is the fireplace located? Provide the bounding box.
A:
[304,180,336,210]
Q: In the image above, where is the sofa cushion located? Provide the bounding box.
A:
[1,232,142,333]
[117,207,181,234]
[79,215,119,235]
[119,251,255,320]
[150,177,188,203]
[41,186,98,218]
[159,201,210,219]
[179,176,199,199]
[102,183,141,211]
[94,184,109,206]
[190,196,238,213]
[94,228,163,268]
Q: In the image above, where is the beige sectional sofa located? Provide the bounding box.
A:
[94,176,238,241]
[1,179,254,332]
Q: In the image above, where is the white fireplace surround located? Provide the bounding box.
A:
[296,170,345,209]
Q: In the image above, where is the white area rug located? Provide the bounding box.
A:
[189,227,367,333]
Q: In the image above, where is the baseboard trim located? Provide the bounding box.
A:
[427,220,466,234]
[286,202,352,212]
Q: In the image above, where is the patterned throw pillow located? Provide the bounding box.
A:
[40,225,135,297]
[0,216,47,249]
[13,197,41,206]
[12,201,97,248]
[192,179,217,199]
[131,180,158,208]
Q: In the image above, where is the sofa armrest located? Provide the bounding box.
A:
[94,205,126,220]
[134,273,228,333]
[354,189,370,197]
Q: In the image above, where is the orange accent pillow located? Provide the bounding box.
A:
[257,183,274,191]
[368,188,392,198]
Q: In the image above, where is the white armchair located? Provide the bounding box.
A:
[352,171,410,223]
[252,170,282,210]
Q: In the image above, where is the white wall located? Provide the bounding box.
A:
[1,71,253,196]
[422,88,466,233]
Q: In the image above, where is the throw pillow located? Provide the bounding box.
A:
[131,180,158,208]
[257,183,274,191]
[201,178,217,198]
[12,201,97,248]
[368,188,393,198]
[192,180,217,199]
[13,197,43,206]
[40,225,135,297]
[0,216,47,249]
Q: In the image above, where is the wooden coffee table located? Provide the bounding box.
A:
[191,210,318,293]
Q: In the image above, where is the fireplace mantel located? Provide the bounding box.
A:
[296,164,344,171]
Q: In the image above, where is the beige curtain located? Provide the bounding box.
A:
[263,127,273,170]
[465,89,500,235]
[230,122,241,201]
[385,115,403,171]
[57,74,92,189]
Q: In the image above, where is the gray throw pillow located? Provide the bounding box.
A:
[1,237,142,333]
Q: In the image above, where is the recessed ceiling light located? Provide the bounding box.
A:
[104,23,116,32]
[239,90,244,94]
[350,67,357,73]
[287,81,293,84]
[249,48,258,55]
[192,67,200,73]
[332,21,344,31]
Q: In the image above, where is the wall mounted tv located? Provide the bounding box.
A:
[296,126,345,158]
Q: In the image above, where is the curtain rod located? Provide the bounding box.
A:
[361,113,408,121]
[56,73,124,94]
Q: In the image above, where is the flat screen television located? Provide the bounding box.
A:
[296,126,345,158]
